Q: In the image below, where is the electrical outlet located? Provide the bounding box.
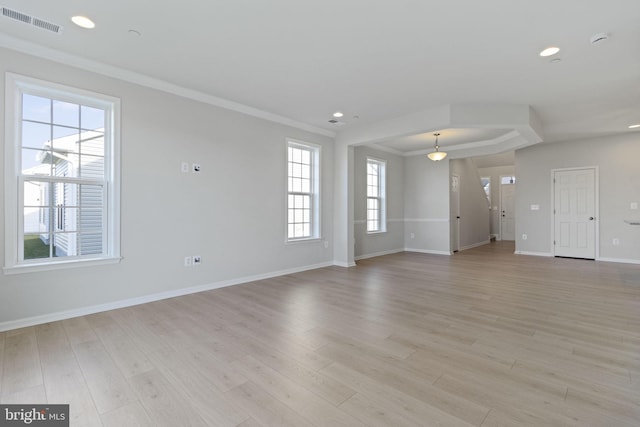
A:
[631,202,638,210]
[193,255,201,265]
[181,162,189,173]
[613,238,620,246]
[324,241,329,249]
[192,163,201,173]
[522,234,528,240]
[410,233,415,239]
[184,256,192,267]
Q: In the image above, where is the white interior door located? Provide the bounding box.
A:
[500,183,516,241]
[553,168,596,259]
[451,174,460,252]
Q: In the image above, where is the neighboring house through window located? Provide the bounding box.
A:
[287,140,320,241]
[4,73,120,273]
[367,158,386,233]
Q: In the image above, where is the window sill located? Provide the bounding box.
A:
[285,237,323,245]
[367,230,388,235]
[3,256,122,275]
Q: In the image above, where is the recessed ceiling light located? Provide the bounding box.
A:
[539,46,560,57]
[628,124,640,129]
[332,111,344,118]
[71,16,95,29]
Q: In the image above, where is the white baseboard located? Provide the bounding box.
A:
[596,257,640,265]
[404,248,452,256]
[333,261,357,268]
[355,248,404,261]
[514,251,553,257]
[0,261,333,333]
[460,240,490,251]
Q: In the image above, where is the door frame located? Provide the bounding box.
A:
[550,166,600,259]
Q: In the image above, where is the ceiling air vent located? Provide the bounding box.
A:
[1,6,63,34]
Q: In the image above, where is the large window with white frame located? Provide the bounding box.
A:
[4,73,120,273]
[287,140,320,241]
[367,158,386,233]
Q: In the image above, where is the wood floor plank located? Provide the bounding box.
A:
[35,322,103,426]
[231,355,366,427]
[0,327,42,396]
[226,382,314,427]
[128,369,209,427]
[92,319,155,379]
[0,385,46,404]
[100,401,154,427]
[323,362,485,426]
[71,339,137,414]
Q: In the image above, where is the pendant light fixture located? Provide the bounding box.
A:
[427,133,447,161]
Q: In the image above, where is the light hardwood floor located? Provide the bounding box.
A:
[1,242,639,426]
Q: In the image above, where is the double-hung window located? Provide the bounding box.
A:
[287,140,320,241]
[367,158,386,233]
[4,73,120,273]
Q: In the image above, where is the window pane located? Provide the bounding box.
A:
[301,149,310,165]
[79,232,102,255]
[52,125,78,142]
[301,165,310,179]
[52,232,77,257]
[80,185,104,207]
[22,121,51,149]
[22,94,51,123]
[80,154,105,179]
[292,163,302,178]
[22,149,51,175]
[301,178,310,193]
[292,147,301,163]
[80,105,104,131]
[24,234,52,260]
[53,100,79,127]
[24,207,48,234]
[80,131,104,156]
[58,208,78,232]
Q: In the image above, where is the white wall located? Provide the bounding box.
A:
[0,48,334,327]
[450,159,491,250]
[477,165,516,238]
[515,133,640,262]
[403,156,450,254]
[353,147,404,259]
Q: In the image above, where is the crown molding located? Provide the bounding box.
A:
[0,33,336,138]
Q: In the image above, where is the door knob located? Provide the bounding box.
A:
[589,216,595,220]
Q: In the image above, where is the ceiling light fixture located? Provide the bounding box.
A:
[629,124,640,129]
[332,111,344,118]
[71,15,95,29]
[539,46,560,57]
[427,133,447,161]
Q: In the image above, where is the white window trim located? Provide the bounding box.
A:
[366,157,387,234]
[285,138,321,244]
[4,73,121,274]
